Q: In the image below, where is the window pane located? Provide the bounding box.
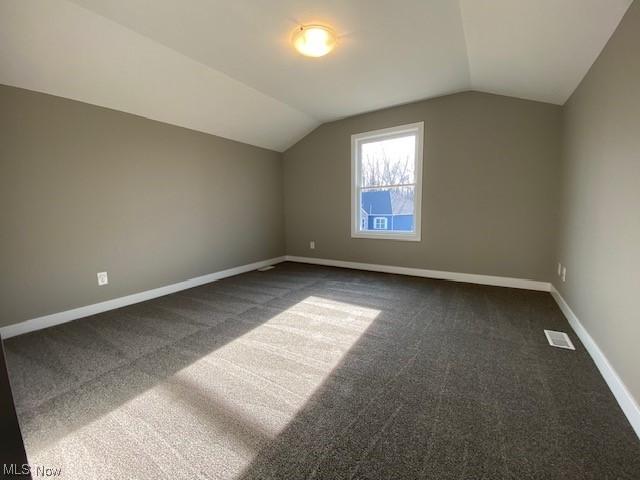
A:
[361,134,415,188]
[359,186,415,233]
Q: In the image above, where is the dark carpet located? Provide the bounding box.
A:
[4,262,640,479]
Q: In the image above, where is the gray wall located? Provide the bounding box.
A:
[283,91,562,281]
[556,1,640,402]
[0,85,284,327]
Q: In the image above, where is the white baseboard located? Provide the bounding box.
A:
[0,256,286,339]
[285,255,551,291]
[3,254,636,438]
[551,285,640,439]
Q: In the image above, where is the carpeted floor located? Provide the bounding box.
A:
[4,262,640,479]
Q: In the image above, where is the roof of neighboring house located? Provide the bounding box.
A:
[362,190,414,216]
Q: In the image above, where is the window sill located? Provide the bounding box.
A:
[351,231,421,242]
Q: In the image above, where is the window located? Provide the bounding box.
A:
[373,217,388,230]
[351,122,423,241]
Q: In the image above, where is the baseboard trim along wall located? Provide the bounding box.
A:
[0,256,286,339]
[0,255,550,339]
[285,255,551,291]
[1,255,636,438]
[550,285,640,439]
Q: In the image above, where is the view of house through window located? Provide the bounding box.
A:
[373,217,388,229]
[352,122,423,241]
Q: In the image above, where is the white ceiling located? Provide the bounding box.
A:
[0,0,632,151]
[460,0,632,104]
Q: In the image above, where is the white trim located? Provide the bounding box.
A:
[351,121,424,242]
[550,285,640,439]
[285,256,550,291]
[373,217,388,230]
[350,230,422,242]
[361,182,416,190]
[0,256,286,339]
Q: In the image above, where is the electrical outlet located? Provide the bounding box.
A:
[310,241,315,250]
[97,271,109,286]
[561,266,566,282]
[557,262,562,276]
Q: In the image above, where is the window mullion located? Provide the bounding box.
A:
[360,183,416,190]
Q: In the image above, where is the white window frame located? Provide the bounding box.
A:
[373,217,388,230]
[351,121,423,241]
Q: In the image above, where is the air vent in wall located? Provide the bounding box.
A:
[544,330,575,350]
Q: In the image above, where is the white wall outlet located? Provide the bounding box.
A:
[557,262,562,276]
[310,241,315,250]
[97,271,109,286]
[561,266,566,282]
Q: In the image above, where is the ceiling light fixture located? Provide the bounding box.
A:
[292,24,337,57]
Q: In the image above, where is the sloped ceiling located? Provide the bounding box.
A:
[459,0,632,104]
[0,0,632,151]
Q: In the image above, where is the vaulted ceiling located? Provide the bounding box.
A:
[0,0,632,151]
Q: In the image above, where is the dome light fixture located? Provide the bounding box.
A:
[292,24,337,57]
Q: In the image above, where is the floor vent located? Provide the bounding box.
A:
[544,330,575,350]
[257,265,275,272]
